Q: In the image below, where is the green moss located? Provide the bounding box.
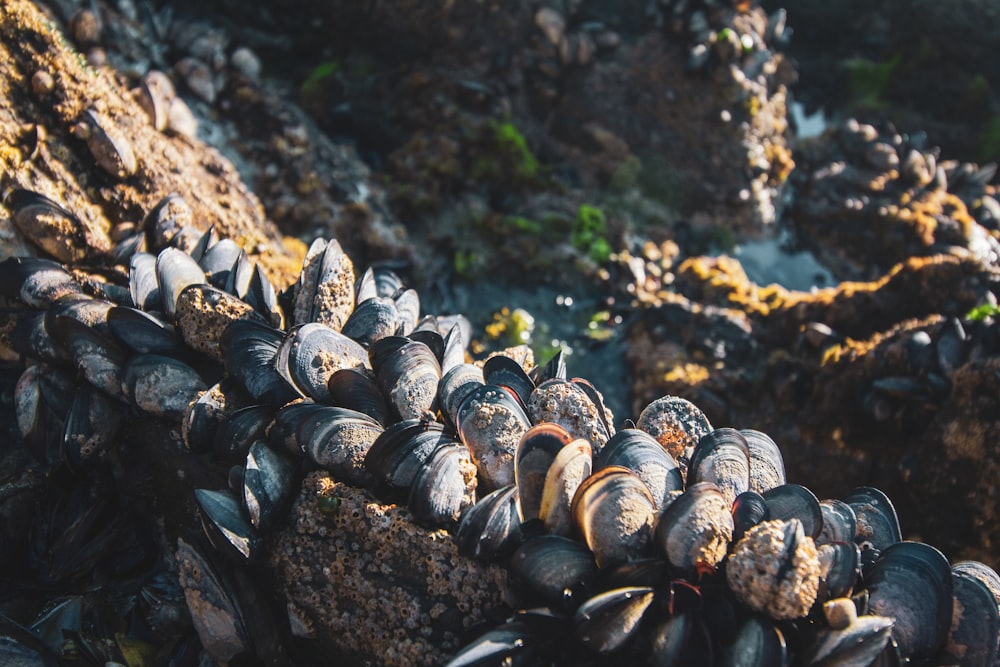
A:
[472,119,543,187]
[966,301,1000,323]
[977,116,1000,163]
[453,249,479,278]
[845,54,901,109]
[300,61,340,101]
[573,204,612,264]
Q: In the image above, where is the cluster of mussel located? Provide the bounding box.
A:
[1,186,999,666]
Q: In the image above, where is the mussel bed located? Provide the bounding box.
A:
[0,189,998,667]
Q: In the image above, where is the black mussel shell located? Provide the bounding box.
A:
[407,442,478,526]
[946,563,1000,667]
[455,485,522,561]
[47,315,126,400]
[107,306,186,356]
[438,363,484,427]
[530,348,567,384]
[175,536,252,662]
[155,247,206,320]
[818,499,858,546]
[198,238,242,288]
[327,367,389,425]
[718,615,787,667]
[243,441,298,532]
[364,419,458,491]
[740,428,786,494]
[510,535,599,607]
[572,466,656,569]
[572,586,655,655]
[732,491,770,543]
[194,488,259,561]
[214,405,273,461]
[648,610,714,666]
[655,482,733,574]
[866,541,953,660]
[595,428,683,512]
[538,438,592,537]
[62,383,121,469]
[221,319,297,408]
[128,252,161,311]
[0,256,83,308]
[341,296,400,348]
[244,265,283,329]
[182,378,251,454]
[123,353,207,421]
[688,428,750,507]
[275,323,369,402]
[483,355,535,407]
[371,338,441,421]
[443,620,537,667]
[844,487,902,552]
[515,423,573,521]
[5,190,90,263]
[818,541,862,600]
[762,484,823,540]
[297,406,383,486]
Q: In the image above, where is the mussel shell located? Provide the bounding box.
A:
[655,482,733,574]
[817,541,862,600]
[455,485,522,561]
[5,190,90,263]
[199,238,242,287]
[15,363,74,464]
[144,194,192,249]
[648,611,714,666]
[293,238,352,329]
[155,247,206,320]
[395,288,420,336]
[107,306,186,355]
[47,315,126,400]
[194,488,259,561]
[224,250,254,299]
[951,560,1000,608]
[80,109,137,179]
[531,348,567,384]
[182,378,251,454]
[636,395,713,462]
[175,283,262,363]
[515,422,573,521]
[866,541,953,660]
[762,484,824,540]
[438,363,484,427]
[221,319,297,407]
[175,536,251,662]
[128,252,160,311]
[845,487,902,552]
[111,229,147,264]
[407,442,477,526]
[741,429,786,494]
[595,428,682,511]
[538,438,592,536]
[371,338,441,420]
[327,367,389,424]
[947,566,1000,666]
[188,225,217,264]
[364,419,460,490]
[483,355,535,407]
[9,309,67,364]
[509,535,598,605]
[243,441,298,532]
[275,323,369,402]
[298,406,384,486]
[341,296,400,347]
[123,353,207,420]
[818,499,858,546]
[573,586,655,655]
[527,378,614,453]
[244,265,283,329]
[732,491,770,543]
[0,256,83,308]
[801,610,893,667]
[688,428,750,507]
[572,466,656,568]
[456,384,531,491]
[62,383,121,468]
[213,405,273,460]
[718,615,787,667]
[442,620,536,667]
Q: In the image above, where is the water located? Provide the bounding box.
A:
[732,231,835,291]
